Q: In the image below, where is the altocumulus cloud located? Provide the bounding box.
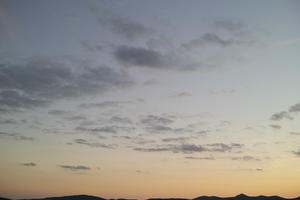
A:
[270,102,300,121]
[114,45,173,69]
[20,162,37,167]
[0,57,132,112]
[134,143,243,154]
[59,165,91,171]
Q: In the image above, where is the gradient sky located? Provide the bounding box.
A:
[0,0,300,199]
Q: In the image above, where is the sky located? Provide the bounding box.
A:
[0,0,300,199]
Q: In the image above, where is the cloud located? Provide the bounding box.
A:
[0,119,18,124]
[110,116,132,124]
[48,109,71,116]
[269,124,282,130]
[0,90,48,112]
[292,150,300,157]
[0,131,35,141]
[97,16,153,40]
[73,138,115,149]
[213,20,243,32]
[206,143,243,152]
[20,162,36,167]
[66,115,87,121]
[134,144,207,154]
[114,45,172,69]
[59,165,90,171]
[270,111,293,120]
[145,125,173,133]
[270,102,300,121]
[169,91,192,98]
[0,57,132,112]
[185,156,215,160]
[76,126,119,134]
[134,142,243,154]
[80,41,104,52]
[182,33,234,49]
[162,137,193,143]
[78,101,130,109]
[290,132,300,136]
[289,103,300,113]
[15,135,35,141]
[113,19,256,71]
[231,156,261,161]
[140,115,174,126]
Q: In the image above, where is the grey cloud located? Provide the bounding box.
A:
[290,132,300,136]
[76,126,118,134]
[0,57,132,112]
[182,33,233,50]
[145,125,173,133]
[113,135,132,140]
[206,143,242,152]
[289,103,300,112]
[73,138,115,149]
[270,111,293,120]
[59,165,90,171]
[134,144,207,154]
[98,16,153,40]
[0,90,48,112]
[20,162,36,167]
[269,124,282,130]
[214,20,243,32]
[140,115,174,126]
[15,135,35,141]
[134,142,243,154]
[231,156,261,161]
[185,156,215,160]
[80,41,104,52]
[162,137,193,143]
[66,115,86,121]
[270,102,300,121]
[48,109,71,116]
[292,150,300,157]
[0,119,18,124]
[0,131,35,141]
[78,101,130,109]
[110,116,132,124]
[133,138,156,145]
[114,45,173,69]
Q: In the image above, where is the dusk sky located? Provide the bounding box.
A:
[0,0,300,199]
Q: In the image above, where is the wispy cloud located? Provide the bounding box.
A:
[0,57,133,112]
[20,162,37,167]
[185,156,215,160]
[231,156,261,161]
[59,165,91,171]
[270,102,300,121]
[73,138,115,149]
[134,143,242,154]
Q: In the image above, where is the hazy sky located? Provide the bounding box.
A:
[0,0,300,199]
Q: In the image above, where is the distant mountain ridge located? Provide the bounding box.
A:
[1,194,300,200]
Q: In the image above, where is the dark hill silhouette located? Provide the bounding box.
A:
[193,194,300,200]
[20,195,106,200]
[148,198,189,200]
[0,194,299,200]
[0,198,12,200]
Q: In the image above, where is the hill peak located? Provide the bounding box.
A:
[235,194,249,198]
